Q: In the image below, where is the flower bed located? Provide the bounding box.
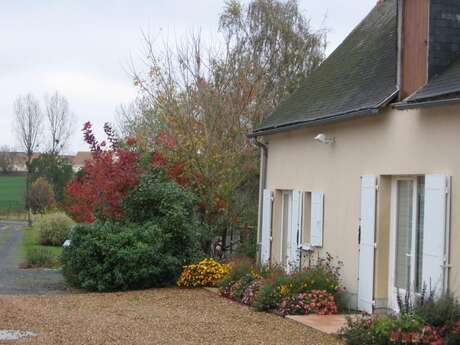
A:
[218,254,344,317]
[177,258,230,288]
[340,293,460,345]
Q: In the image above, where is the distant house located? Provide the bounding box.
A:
[10,152,40,173]
[0,151,92,173]
[252,0,460,314]
[72,151,92,172]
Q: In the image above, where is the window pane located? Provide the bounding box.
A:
[415,176,425,292]
[282,192,290,266]
[395,180,413,290]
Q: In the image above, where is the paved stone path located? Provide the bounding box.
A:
[0,221,68,295]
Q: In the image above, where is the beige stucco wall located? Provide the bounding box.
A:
[263,104,460,304]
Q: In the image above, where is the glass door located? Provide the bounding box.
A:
[281,191,291,268]
[389,177,424,311]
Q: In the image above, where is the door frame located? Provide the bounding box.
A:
[388,176,419,311]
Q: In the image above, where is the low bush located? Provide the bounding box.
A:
[20,227,63,269]
[21,247,58,268]
[177,258,230,288]
[62,220,201,291]
[218,253,343,317]
[34,212,74,246]
[277,290,338,316]
[340,293,460,345]
[218,257,259,300]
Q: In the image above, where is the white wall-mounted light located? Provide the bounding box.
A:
[314,133,335,144]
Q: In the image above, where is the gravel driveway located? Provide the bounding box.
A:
[0,288,344,345]
[0,221,67,295]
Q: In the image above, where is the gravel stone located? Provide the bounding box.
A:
[0,289,344,345]
[0,330,37,340]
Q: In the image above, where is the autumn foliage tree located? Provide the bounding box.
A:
[29,177,55,214]
[65,122,141,223]
[120,0,326,252]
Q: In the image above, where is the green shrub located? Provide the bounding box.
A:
[22,248,58,268]
[218,257,254,293]
[340,298,460,345]
[34,212,74,246]
[253,278,285,311]
[414,294,460,328]
[62,221,200,291]
[122,169,211,252]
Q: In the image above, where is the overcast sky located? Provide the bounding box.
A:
[0,0,376,153]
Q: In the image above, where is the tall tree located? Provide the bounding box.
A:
[121,0,326,253]
[14,94,43,225]
[44,92,74,155]
[30,153,74,203]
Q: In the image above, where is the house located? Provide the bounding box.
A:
[72,151,92,172]
[0,151,91,173]
[251,0,460,314]
[9,152,40,173]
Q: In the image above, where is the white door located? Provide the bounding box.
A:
[358,176,377,314]
[389,177,420,310]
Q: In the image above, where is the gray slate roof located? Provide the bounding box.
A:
[253,0,398,136]
[404,57,460,104]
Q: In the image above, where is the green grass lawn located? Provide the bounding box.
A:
[0,175,27,220]
[0,175,26,209]
[21,227,63,269]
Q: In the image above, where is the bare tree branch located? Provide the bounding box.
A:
[44,91,74,155]
[13,93,43,225]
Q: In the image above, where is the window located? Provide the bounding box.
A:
[395,180,414,290]
[281,191,291,267]
[415,176,425,292]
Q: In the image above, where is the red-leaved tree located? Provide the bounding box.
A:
[65,122,141,222]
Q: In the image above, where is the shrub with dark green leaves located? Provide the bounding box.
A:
[34,212,74,246]
[62,221,200,291]
[122,169,212,251]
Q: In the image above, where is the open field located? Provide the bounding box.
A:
[0,176,26,220]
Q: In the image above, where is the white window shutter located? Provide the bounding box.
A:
[288,191,303,270]
[260,190,273,265]
[358,175,377,314]
[310,192,324,247]
[422,175,450,296]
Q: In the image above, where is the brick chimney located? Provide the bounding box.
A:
[399,0,460,98]
[399,0,429,98]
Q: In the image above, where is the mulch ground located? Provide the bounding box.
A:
[0,288,345,345]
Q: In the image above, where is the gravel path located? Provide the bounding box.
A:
[0,221,67,295]
[0,289,344,345]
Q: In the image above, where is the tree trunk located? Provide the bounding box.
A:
[25,159,32,226]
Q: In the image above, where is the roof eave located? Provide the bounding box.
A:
[249,90,399,138]
[393,97,460,110]
[248,107,379,138]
